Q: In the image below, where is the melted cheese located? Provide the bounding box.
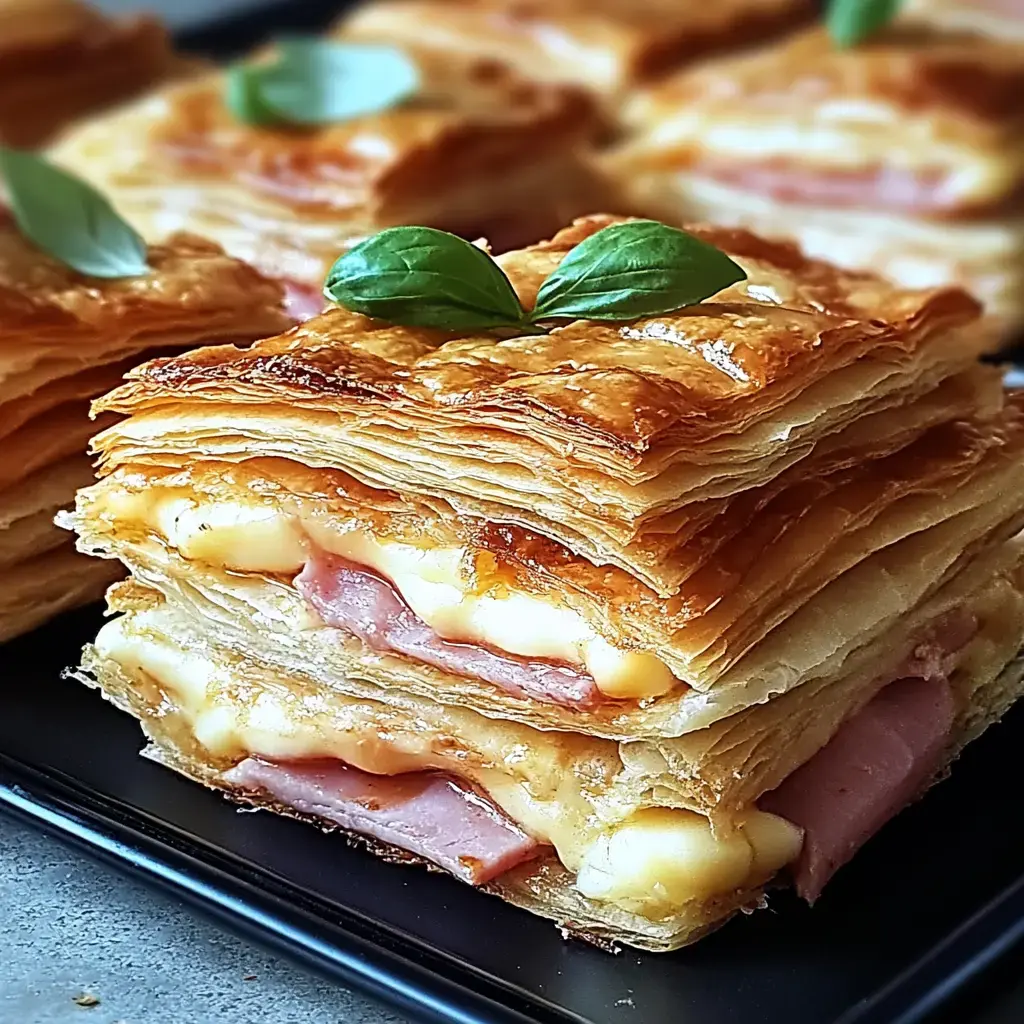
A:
[104,487,677,699]
[96,618,801,912]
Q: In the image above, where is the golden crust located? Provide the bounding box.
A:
[93,215,981,459]
[630,27,1024,137]
[339,0,814,98]
[0,220,287,642]
[0,219,289,406]
[0,0,190,148]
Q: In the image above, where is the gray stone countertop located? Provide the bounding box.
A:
[0,814,410,1024]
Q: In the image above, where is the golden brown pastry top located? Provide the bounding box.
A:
[643,27,1024,126]
[340,0,814,97]
[147,57,596,215]
[95,215,981,455]
[0,0,186,148]
[0,215,287,351]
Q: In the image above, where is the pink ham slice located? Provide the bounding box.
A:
[761,676,956,902]
[296,551,602,708]
[694,159,967,215]
[282,280,326,322]
[223,757,540,884]
[760,610,974,901]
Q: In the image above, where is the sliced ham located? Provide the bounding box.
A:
[761,675,957,902]
[223,756,540,884]
[296,551,602,708]
[693,159,968,215]
[282,280,326,322]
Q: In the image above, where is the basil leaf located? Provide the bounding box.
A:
[0,148,148,278]
[324,226,529,331]
[530,220,746,322]
[827,0,902,47]
[224,62,279,127]
[226,38,419,127]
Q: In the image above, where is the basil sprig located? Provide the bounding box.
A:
[226,37,419,127]
[0,148,148,278]
[826,0,902,47]
[323,221,746,332]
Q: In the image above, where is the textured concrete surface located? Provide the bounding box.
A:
[0,815,410,1024]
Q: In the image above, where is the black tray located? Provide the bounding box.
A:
[3,2,1024,1022]
[2,607,1024,1024]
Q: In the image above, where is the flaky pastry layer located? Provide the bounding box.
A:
[77,559,1024,949]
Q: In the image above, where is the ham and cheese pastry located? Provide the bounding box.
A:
[0,0,188,149]
[0,219,288,641]
[900,0,1024,40]
[63,216,1024,949]
[48,52,611,322]
[339,0,814,107]
[606,28,1024,343]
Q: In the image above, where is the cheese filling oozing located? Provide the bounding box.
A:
[104,488,679,700]
[95,617,802,914]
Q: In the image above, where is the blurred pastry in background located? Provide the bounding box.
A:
[899,0,1024,40]
[605,27,1024,345]
[0,152,288,641]
[0,0,190,148]
[339,0,814,112]
[48,39,614,322]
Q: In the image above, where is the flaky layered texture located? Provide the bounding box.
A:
[66,395,1024,736]
[0,0,192,148]
[76,537,1024,950]
[87,216,991,596]
[607,30,1024,335]
[48,57,612,287]
[0,222,288,639]
[339,0,813,102]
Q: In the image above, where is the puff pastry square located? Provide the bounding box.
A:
[899,0,1024,40]
[49,51,614,320]
[63,216,1024,950]
[607,28,1024,343]
[0,220,288,641]
[339,0,814,104]
[0,0,189,149]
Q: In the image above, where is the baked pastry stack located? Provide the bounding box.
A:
[0,0,186,148]
[49,45,611,321]
[607,28,1024,343]
[64,215,1024,950]
[0,219,288,641]
[340,0,814,110]
[899,0,1024,40]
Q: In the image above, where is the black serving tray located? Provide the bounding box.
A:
[2,606,1024,1024]
[3,2,1024,1022]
